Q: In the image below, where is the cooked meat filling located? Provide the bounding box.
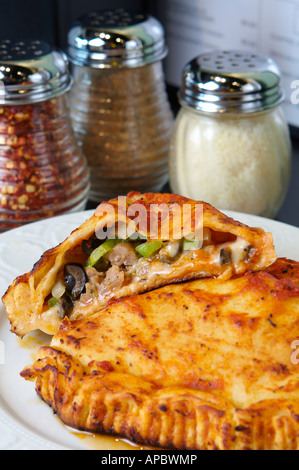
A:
[103,265,125,290]
[48,231,254,319]
[107,242,139,267]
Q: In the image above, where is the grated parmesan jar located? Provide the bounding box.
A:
[169,51,292,218]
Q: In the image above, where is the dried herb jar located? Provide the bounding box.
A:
[0,40,89,232]
[169,51,292,219]
[67,9,173,202]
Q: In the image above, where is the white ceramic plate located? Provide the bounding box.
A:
[0,210,299,450]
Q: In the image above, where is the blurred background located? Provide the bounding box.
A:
[0,1,148,49]
[0,0,298,225]
[1,0,298,134]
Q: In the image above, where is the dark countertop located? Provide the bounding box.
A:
[277,136,299,228]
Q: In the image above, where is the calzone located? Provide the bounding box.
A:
[2,192,276,337]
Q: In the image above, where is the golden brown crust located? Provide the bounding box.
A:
[22,347,299,450]
[21,259,299,450]
[265,257,299,286]
[2,192,276,337]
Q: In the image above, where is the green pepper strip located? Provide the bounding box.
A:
[48,297,58,308]
[182,238,200,251]
[85,239,122,267]
[135,240,163,258]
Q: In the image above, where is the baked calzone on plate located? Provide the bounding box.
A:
[21,258,299,450]
[2,192,276,337]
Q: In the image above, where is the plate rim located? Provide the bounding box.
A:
[0,400,68,450]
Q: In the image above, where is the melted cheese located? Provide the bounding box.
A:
[230,237,251,265]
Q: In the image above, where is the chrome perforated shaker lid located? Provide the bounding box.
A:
[179,50,284,114]
[0,39,72,105]
[67,8,168,68]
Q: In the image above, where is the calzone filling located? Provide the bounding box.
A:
[46,228,255,320]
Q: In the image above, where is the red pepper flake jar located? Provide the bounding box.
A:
[0,40,89,232]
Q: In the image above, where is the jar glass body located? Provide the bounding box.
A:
[69,61,174,202]
[169,105,292,218]
[0,94,89,232]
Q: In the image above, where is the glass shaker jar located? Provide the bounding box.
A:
[0,39,89,232]
[169,51,292,219]
[67,9,173,202]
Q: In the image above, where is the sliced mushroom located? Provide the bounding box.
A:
[159,241,182,263]
[58,293,74,319]
[64,263,88,300]
[220,248,232,265]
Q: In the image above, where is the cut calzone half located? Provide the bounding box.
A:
[2,192,276,337]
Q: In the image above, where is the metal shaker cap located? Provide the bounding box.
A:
[179,50,284,114]
[67,8,168,68]
[0,39,72,105]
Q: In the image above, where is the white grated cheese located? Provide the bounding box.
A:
[169,107,291,218]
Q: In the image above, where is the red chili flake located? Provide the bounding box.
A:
[0,96,89,232]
